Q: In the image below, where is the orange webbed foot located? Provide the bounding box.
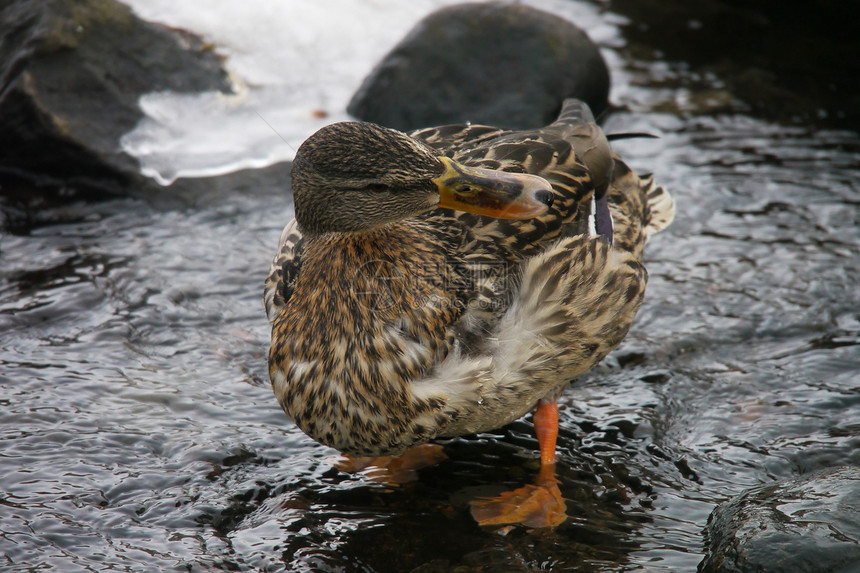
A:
[470,399,567,528]
[334,443,448,485]
[469,464,566,528]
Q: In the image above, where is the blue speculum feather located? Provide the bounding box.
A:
[595,195,613,244]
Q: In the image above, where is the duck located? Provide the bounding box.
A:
[264,98,674,527]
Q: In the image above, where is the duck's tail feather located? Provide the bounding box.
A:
[640,174,675,238]
[556,98,596,126]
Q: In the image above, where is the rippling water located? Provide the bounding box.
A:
[2,1,859,571]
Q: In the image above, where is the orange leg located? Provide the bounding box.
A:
[533,399,559,467]
[469,399,567,528]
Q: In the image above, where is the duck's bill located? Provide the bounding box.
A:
[433,157,553,219]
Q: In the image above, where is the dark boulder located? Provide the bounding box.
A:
[699,466,860,573]
[348,2,609,132]
[0,0,232,196]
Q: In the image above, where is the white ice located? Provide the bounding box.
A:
[119,0,618,184]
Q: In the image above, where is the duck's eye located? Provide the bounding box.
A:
[365,183,389,192]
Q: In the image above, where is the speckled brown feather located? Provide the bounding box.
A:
[265,99,674,456]
[410,102,602,257]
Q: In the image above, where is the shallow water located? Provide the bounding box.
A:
[2,2,859,572]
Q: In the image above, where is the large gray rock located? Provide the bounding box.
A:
[0,0,232,195]
[699,466,860,573]
[348,2,609,132]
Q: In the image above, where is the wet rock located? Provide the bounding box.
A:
[348,2,609,132]
[699,466,860,573]
[0,0,231,196]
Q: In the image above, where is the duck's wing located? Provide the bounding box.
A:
[414,100,674,260]
[409,124,513,154]
[412,100,613,259]
[420,101,675,379]
[493,104,675,383]
[491,162,674,388]
[493,234,648,388]
[263,218,304,322]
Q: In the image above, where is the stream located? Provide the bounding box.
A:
[2,1,858,571]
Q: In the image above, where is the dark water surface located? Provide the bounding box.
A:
[2,2,859,572]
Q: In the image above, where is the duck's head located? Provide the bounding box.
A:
[291,122,554,235]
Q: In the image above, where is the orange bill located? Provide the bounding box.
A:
[432,156,553,219]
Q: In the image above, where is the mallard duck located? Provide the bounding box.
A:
[264,98,674,526]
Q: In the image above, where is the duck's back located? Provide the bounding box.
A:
[411,98,673,262]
